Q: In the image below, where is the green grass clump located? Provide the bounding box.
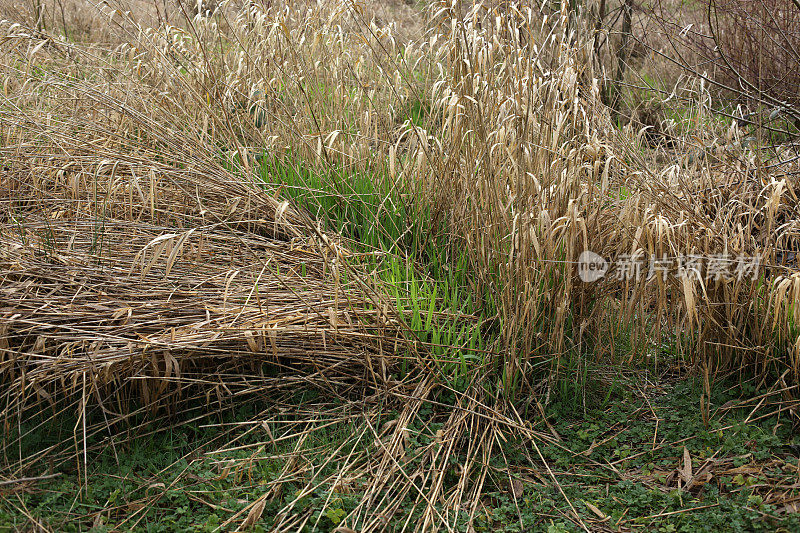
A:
[257,154,491,388]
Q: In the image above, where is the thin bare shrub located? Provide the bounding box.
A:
[704,0,800,109]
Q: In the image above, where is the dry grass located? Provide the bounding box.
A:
[1,0,800,529]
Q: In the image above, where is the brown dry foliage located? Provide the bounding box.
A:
[1,0,800,529]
